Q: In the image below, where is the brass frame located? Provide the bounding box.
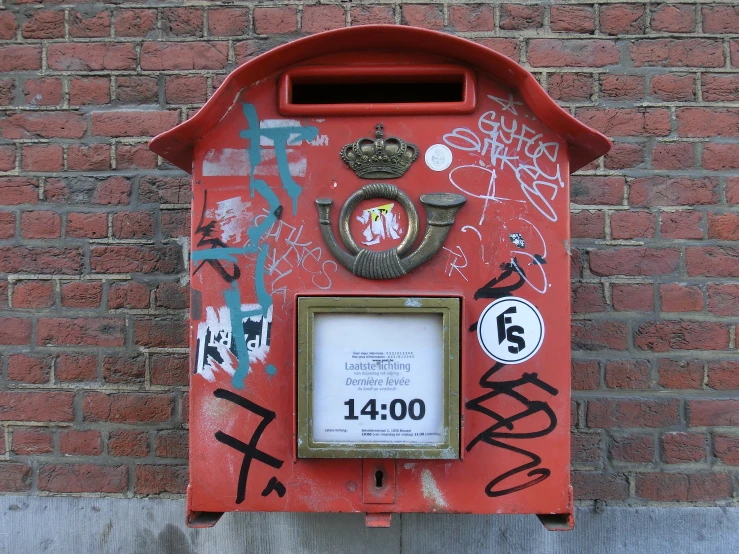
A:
[297,296,460,459]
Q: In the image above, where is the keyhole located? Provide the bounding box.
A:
[375,470,384,488]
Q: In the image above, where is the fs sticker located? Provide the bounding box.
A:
[477,297,544,364]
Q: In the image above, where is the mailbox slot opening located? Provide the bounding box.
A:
[279,65,476,116]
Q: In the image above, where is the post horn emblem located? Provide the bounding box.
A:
[316,184,466,280]
[340,124,418,179]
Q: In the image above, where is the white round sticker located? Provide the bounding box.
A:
[477,297,544,364]
[425,144,453,172]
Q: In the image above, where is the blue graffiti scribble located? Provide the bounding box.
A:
[192,103,318,389]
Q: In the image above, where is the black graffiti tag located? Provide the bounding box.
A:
[213,388,284,504]
[465,361,558,497]
[193,190,241,283]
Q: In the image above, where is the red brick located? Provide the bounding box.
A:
[702,5,739,33]
[660,284,703,312]
[23,78,62,107]
[66,212,107,239]
[11,428,52,455]
[604,5,646,34]
[572,432,600,463]
[448,4,495,32]
[108,281,150,309]
[162,7,203,37]
[48,43,136,71]
[69,77,110,106]
[165,76,207,104]
[0,11,18,40]
[572,472,628,501]
[0,145,15,171]
[37,317,124,347]
[678,108,739,138]
[650,73,695,102]
[116,144,157,170]
[500,4,543,30]
[302,5,346,33]
[528,39,619,68]
[0,391,74,422]
[141,42,229,71]
[22,9,64,39]
[636,473,731,501]
[135,464,188,494]
[84,392,172,423]
[689,400,739,426]
[67,144,109,171]
[605,360,651,390]
[572,320,628,351]
[208,8,250,36]
[0,463,32,492]
[707,361,739,390]
[161,210,189,239]
[571,176,624,205]
[658,359,703,389]
[1,112,86,140]
[112,211,154,240]
[21,210,61,239]
[0,213,15,239]
[576,108,670,137]
[151,354,189,386]
[0,246,82,274]
[401,5,442,31]
[155,282,189,310]
[108,430,149,457]
[714,434,739,465]
[548,73,593,102]
[708,284,739,317]
[629,177,718,207]
[572,360,599,392]
[604,143,644,169]
[254,7,298,34]
[660,211,703,240]
[590,247,677,276]
[550,5,595,33]
[12,280,54,308]
[115,9,157,37]
[91,245,182,274]
[61,281,102,308]
[636,320,728,352]
[233,40,272,65]
[708,213,739,241]
[69,9,111,38]
[60,430,102,456]
[472,38,520,61]
[0,177,38,205]
[103,355,145,385]
[651,4,696,33]
[38,464,128,493]
[181,393,189,425]
[703,143,739,171]
[587,398,679,428]
[686,246,739,277]
[630,39,724,67]
[139,176,191,204]
[610,433,654,462]
[652,142,694,170]
[56,353,97,382]
[92,111,179,138]
[612,284,654,312]
[571,283,606,314]
[702,74,739,102]
[155,430,188,459]
[116,76,158,104]
[8,353,51,383]
[571,211,605,239]
[134,317,188,348]
[728,178,739,204]
[0,45,41,72]
[21,144,63,172]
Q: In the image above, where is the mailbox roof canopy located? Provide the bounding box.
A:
[149,25,611,173]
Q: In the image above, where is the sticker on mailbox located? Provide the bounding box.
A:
[477,297,544,364]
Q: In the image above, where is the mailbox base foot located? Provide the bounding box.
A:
[365,513,393,528]
[536,512,574,531]
[187,511,224,528]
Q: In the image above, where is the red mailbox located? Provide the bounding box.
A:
[150,25,610,530]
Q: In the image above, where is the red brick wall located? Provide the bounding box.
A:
[0,1,737,505]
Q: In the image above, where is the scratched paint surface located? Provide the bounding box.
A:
[188,62,572,515]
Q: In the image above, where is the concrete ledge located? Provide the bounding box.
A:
[1,497,738,553]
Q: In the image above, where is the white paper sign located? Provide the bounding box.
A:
[312,313,444,444]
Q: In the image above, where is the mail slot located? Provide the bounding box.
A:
[149,25,610,531]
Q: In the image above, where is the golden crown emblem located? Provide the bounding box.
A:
[340,123,419,179]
